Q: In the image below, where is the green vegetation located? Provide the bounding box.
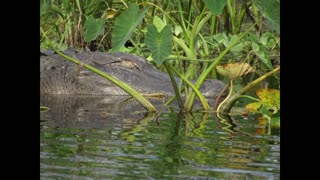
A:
[40,0,280,122]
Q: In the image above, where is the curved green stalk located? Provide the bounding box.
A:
[235,2,248,33]
[177,0,189,42]
[40,27,157,112]
[184,23,256,111]
[195,12,213,37]
[199,33,209,56]
[220,66,280,113]
[216,80,233,114]
[173,36,192,58]
[184,8,209,80]
[237,95,261,102]
[75,0,83,15]
[227,0,236,33]
[164,61,183,109]
[189,8,207,55]
[167,63,210,111]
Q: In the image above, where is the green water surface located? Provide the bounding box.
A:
[40,96,279,179]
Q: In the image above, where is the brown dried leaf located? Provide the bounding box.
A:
[216,62,253,79]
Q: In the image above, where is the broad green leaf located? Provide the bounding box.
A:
[111,4,148,51]
[213,34,225,44]
[248,33,259,43]
[40,0,51,16]
[249,34,273,69]
[222,34,246,56]
[252,42,273,69]
[83,15,106,42]
[145,25,173,65]
[202,0,228,15]
[260,32,277,48]
[153,16,165,32]
[229,35,245,56]
[252,0,280,34]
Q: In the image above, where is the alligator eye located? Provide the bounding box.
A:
[121,60,137,68]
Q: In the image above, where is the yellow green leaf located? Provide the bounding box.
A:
[216,62,253,79]
[256,89,280,110]
[106,8,117,19]
[245,102,260,113]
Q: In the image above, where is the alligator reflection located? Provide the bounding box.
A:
[40,95,279,179]
[40,95,168,129]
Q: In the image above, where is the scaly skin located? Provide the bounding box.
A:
[40,49,226,97]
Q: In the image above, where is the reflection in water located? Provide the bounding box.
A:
[40,95,279,179]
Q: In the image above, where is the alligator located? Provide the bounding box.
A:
[40,49,226,98]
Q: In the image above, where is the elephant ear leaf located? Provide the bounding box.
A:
[202,0,227,15]
[145,24,173,66]
[83,15,106,42]
[111,4,148,52]
[252,0,280,34]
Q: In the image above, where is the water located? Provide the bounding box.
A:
[40,95,280,179]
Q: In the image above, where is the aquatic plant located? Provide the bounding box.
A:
[40,0,280,114]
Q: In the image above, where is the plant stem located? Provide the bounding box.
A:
[177,0,189,42]
[167,63,210,111]
[184,23,256,111]
[220,66,280,112]
[164,61,184,110]
[210,15,217,36]
[173,36,192,58]
[227,0,236,34]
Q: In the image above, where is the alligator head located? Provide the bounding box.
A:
[40,49,226,98]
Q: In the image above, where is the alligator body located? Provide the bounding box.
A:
[40,49,226,97]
